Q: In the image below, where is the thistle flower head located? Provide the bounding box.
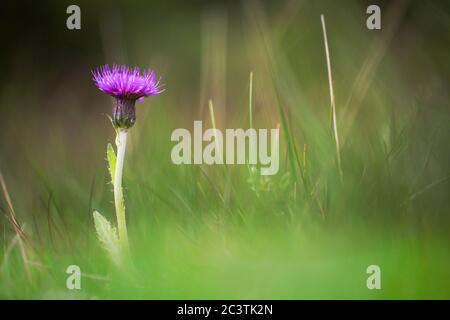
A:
[92,64,162,99]
[92,64,163,129]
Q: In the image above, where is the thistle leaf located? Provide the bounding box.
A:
[93,210,120,263]
[107,143,116,185]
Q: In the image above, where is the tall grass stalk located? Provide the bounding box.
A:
[321,14,343,182]
[249,71,253,129]
[208,99,221,154]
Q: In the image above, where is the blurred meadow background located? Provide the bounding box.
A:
[0,0,449,299]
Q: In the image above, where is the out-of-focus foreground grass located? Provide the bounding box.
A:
[0,0,449,299]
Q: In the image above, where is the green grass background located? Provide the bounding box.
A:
[0,0,449,299]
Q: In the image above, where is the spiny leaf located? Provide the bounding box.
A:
[93,210,120,264]
[107,143,116,185]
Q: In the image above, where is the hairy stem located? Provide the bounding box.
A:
[114,129,129,250]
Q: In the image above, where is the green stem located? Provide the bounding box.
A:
[114,129,129,251]
[249,71,253,129]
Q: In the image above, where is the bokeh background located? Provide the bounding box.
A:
[0,0,449,299]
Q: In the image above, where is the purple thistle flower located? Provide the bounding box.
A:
[92,64,162,129]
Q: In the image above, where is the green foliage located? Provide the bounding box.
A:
[0,0,449,299]
[93,210,121,264]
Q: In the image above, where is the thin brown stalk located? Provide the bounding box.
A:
[0,170,32,281]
